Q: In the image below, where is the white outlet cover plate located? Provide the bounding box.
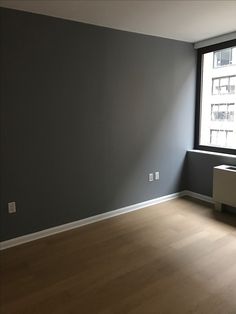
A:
[149,173,154,182]
[8,202,16,213]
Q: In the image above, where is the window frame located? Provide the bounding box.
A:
[194,39,236,155]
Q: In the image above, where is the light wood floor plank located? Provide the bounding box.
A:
[1,197,236,313]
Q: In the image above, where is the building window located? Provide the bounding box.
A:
[212,76,236,95]
[210,129,233,147]
[214,48,233,68]
[211,103,235,122]
[196,40,236,154]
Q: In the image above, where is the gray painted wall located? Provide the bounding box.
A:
[0,8,196,241]
[186,150,236,197]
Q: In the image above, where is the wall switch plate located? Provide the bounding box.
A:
[149,173,154,182]
[8,202,16,214]
[155,171,160,180]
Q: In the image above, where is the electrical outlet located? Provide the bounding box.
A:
[8,202,16,214]
[155,171,160,180]
[149,173,154,182]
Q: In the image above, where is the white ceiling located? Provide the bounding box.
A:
[0,0,236,43]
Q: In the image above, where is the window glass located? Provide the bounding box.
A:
[199,45,236,150]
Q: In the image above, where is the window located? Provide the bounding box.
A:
[214,48,233,67]
[196,40,236,154]
[212,76,236,95]
[211,103,235,122]
[210,129,233,147]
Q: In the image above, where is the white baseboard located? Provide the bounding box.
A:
[0,190,214,250]
[183,190,214,204]
[0,191,184,251]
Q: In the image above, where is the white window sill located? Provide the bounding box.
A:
[188,149,236,158]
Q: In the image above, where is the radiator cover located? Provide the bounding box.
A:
[213,165,236,208]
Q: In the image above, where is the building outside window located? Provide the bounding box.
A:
[214,47,234,68]
[212,76,236,95]
[210,129,233,147]
[198,44,236,151]
[211,103,234,121]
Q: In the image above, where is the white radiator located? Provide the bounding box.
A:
[213,165,236,211]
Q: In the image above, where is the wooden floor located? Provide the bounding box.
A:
[1,197,236,314]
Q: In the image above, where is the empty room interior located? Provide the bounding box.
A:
[1,1,236,313]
